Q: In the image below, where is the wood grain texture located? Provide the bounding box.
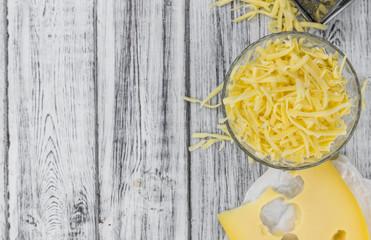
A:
[97,0,189,239]
[0,0,7,239]
[7,1,97,239]
[319,0,371,178]
[188,2,271,240]
[1,0,371,240]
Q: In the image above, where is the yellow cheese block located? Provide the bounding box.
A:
[218,161,370,240]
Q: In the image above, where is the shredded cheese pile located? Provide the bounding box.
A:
[210,0,327,32]
[224,37,351,163]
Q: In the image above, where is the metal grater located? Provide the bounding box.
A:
[292,0,355,24]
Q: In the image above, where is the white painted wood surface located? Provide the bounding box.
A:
[0,0,369,239]
[7,1,97,239]
[0,0,7,239]
[97,0,189,239]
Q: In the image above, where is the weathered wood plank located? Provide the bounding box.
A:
[7,1,97,239]
[320,0,371,178]
[0,0,7,239]
[97,0,189,239]
[189,2,270,240]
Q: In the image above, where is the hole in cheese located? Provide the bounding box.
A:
[260,198,299,234]
[272,175,304,199]
[282,233,298,240]
[332,230,346,240]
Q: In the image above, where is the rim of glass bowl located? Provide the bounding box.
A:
[221,31,362,170]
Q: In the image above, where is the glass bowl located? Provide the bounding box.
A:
[222,31,361,170]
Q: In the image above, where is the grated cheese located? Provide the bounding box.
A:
[210,0,328,32]
[187,131,233,152]
[219,140,226,151]
[217,124,231,136]
[361,79,368,110]
[224,37,351,163]
[201,83,224,108]
[183,96,222,109]
[183,83,224,109]
[202,139,222,149]
[183,81,234,151]
[192,132,233,142]
[189,139,207,151]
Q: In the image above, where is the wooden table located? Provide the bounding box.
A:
[0,0,370,239]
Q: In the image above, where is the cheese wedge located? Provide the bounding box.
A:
[218,161,370,240]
